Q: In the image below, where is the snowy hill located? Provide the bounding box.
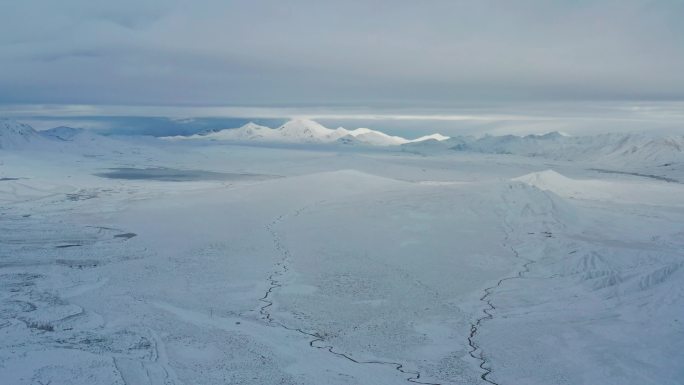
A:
[513,170,612,200]
[165,119,448,146]
[275,119,341,143]
[40,126,86,141]
[0,119,46,149]
[195,122,276,141]
[513,169,578,189]
[339,127,410,146]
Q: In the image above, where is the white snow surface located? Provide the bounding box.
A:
[1,119,683,385]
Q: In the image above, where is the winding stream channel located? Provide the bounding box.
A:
[257,207,442,385]
[467,244,536,385]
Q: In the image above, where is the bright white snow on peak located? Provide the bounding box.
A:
[277,119,329,135]
[343,127,409,145]
[410,133,450,142]
[274,119,346,143]
[241,122,268,130]
[175,122,272,141]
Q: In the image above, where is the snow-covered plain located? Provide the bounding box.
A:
[1,119,683,385]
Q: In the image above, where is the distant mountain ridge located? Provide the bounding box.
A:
[41,126,86,141]
[0,119,151,156]
[402,130,684,169]
[0,119,101,150]
[165,119,450,146]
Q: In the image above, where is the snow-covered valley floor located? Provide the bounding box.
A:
[1,140,683,385]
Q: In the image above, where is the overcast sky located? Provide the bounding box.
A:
[2,0,684,109]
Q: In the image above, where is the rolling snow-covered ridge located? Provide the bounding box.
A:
[163,119,450,146]
[403,130,684,163]
[0,118,95,150]
[0,119,164,158]
[401,130,684,177]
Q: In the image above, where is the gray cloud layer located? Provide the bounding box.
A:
[2,1,683,106]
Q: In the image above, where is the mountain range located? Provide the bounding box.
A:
[1,118,682,174]
[164,119,450,146]
[402,130,684,167]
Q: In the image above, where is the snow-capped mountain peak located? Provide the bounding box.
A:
[533,131,570,140]
[274,119,338,142]
[278,118,328,134]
